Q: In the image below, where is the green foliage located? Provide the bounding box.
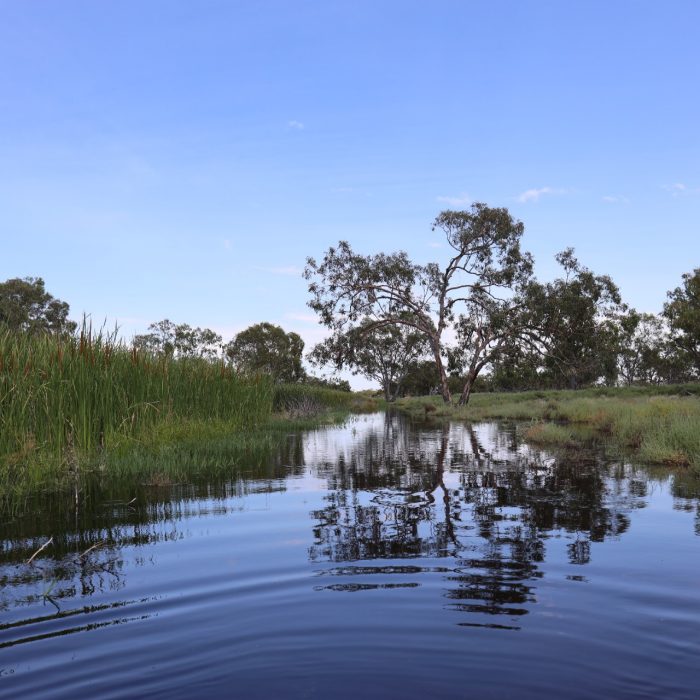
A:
[0,325,274,470]
[305,203,534,403]
[664,267,700,377]
[303,374,352,392]
[401,360,442,396]
[525,249,623,388]
[615,310,689,385]
[0,277,76,335]
[133,319,223,359]
[273,382,357,412]
[310,318,430,401]
[225,322,305,382]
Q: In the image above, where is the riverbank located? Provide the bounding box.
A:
[395,384,700,468]
[2,393,376,512]
[0,327,376,505]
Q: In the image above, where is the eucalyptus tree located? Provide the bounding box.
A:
[310,318,430,401]
[133,319,223,359]
[663,267,700,377]
[304,203,534,403]
[225,322,305,382]
[522,249,624,389]
[447,288,533,404]
[617,310,670,385]
[0,276,76,335]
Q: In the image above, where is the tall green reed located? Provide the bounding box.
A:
[0,324,275,464]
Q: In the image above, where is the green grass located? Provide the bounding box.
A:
[0,326,375,505]
[521,422,580,447]
[273,382,378,415]
[396,384,700,468]
[0,325,273,456]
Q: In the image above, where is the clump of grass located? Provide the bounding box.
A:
[274,383,379,416]
[283,395,325,419]
[522,422,579,447]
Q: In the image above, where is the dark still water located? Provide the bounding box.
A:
[2,413,700,699]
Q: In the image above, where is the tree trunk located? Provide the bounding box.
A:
[458,369,479,406]
[459,355,487,406]
[431,337,451,403]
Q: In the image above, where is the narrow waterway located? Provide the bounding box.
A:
[2,412,699,699]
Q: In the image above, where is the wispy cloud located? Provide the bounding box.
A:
[436,192,471,207]
[602,195,630,204]
[662,182,699,197]
[663,183,686,193]
[517,186,567,203]
[255,265,303,277]
[288,120,304,130]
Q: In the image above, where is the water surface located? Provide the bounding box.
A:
[2,413,700,698]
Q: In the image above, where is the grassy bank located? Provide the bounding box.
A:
[0,327,370,503]
[395,384,700,468]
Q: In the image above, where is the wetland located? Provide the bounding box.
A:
[2,412,700,699]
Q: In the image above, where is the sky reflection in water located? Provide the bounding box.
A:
[1,413,700,699]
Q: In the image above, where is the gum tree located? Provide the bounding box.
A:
[304,203,533,403]
[521,249,624,389]
[225,322,305,382]
[663,268,700,377]
[133,319,223,359]
[0,276,76,335]
[309,318,430,402]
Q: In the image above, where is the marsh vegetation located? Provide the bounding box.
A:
[396,384,700,468]
[0,325,364,505]
[2,413,700,698]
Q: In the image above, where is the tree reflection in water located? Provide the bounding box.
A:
[2,412,699,637]
[306,413,657,626]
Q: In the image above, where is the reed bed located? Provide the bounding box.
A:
[274,383,357,412]
[0,327,374,507]
[0,326,274,469]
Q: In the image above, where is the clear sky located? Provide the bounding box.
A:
[1,1,698,387]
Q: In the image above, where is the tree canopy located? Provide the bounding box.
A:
[522,249,624,389]
[133,319,223,359]
[310,318,430,401]
[664,268,700,377]
[0,277,76,335]
[305,203,533,403]
[225,322,305,382]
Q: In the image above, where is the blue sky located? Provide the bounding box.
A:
[1,1,698,385]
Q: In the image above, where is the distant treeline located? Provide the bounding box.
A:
[0,276,350,392]
[2,202,698,408]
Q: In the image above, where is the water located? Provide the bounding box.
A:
[2,412,700,699]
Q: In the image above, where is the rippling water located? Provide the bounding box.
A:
[2,413,700,699]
